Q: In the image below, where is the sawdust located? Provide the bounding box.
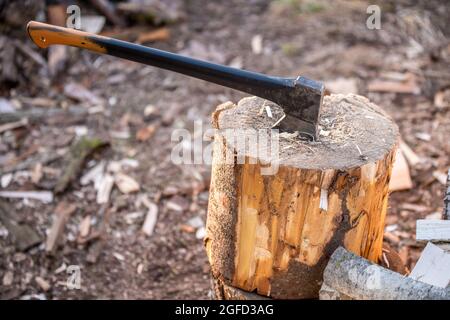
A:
[217,94,399,170]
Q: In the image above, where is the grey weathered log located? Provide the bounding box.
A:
[320,247,450,300]
[416,220,450,242]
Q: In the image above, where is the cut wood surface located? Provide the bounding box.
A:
[205,94,399,299]
[416,220,450,242]
[409,242,450,288]
[320,247,450,300]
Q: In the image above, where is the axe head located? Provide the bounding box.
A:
[274,76,325,140]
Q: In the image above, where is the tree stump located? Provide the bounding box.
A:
[205,94,399,299]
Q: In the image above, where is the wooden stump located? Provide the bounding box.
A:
[205,94,399,299]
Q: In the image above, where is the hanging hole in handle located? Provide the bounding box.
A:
[40,36,46,43]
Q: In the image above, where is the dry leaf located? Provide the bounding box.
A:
[136,125,156,142]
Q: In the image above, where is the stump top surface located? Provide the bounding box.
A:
[216,94,399,170]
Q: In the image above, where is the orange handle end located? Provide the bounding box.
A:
[27,21,106,53]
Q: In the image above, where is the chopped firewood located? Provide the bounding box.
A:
[114,173,140,194]
[399,140,421,166]
[55,137,107,194]
[137,28,170,44]
[96,174,114,204]
[142,202,158,236]
[409,242,450,288]
[0,191,53,204]
[45,202,77,254]
[389,149,413,192]
[35,276,51,292]
[136,125,156,142]
[0,200,42,251]
[416,220,450,242]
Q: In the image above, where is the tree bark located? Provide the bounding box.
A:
[320,247,450,300]
[205,94,399,299]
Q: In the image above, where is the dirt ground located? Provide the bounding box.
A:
[0,0,449,299]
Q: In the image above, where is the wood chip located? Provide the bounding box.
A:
[433,171,447,185]
[409,242,450,288]
[31,163,43,184]
[97,174,114,204]
[251,35,263,54]
[0,118,27,133]
[389,149,413,192]
[45,201,77,253]
[0,190,53,203]
[114,173,140,194]
[2,271,13,286]
[78,215,91,238]
[35,276,51,292]
[367,75,420,94]
[137,27,170,44]
[142,202,158,236]
[136,125,156,142]
[399,140,421,167]
[64,82,103,105]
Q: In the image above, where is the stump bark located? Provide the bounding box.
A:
[205,94,399,299]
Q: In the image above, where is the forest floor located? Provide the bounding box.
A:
[0,0,449,299]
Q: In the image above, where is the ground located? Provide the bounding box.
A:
[0,0,449,299]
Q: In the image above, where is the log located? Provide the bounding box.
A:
[320,247,450,300]
[205,94,399,299]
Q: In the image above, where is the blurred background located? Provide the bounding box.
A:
[0,0,449,299]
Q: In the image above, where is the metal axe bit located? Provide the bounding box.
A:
[27,21,324,138]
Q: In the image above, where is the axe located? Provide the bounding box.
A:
[27,21,324,139]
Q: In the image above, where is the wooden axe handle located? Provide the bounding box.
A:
[27,21,107,53]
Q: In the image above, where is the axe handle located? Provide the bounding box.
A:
[27,21,294,101]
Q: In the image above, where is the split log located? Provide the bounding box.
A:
[205,94,399,299]
[320,247,450,300]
